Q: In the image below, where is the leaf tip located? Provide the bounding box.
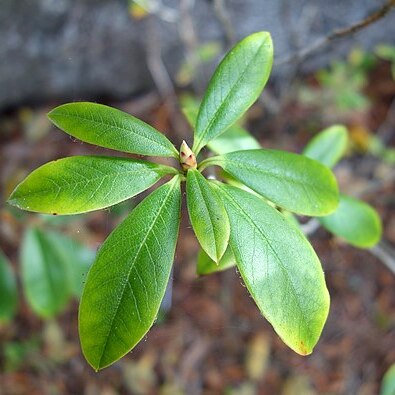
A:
[6,193,21,209]
[80,347,102,372]
[47,107,59,123]
[6,196,15,206]
[91,360,104,372]
[251,30,272,41]
[214,248,227,265]
[255,31,273,51]
[296,341,313,356]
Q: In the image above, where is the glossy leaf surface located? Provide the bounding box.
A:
[303,125,348,168]
[79,177,181,370]
[48,102,178,158]
[9,156,176,215]
[181,96,259,155]
[187,169,230,262]
[193,32,273,154]
[208,149,339,216]
[197,247,235,275]
[319,195,382,248]
[21,228,72,318]
[214,183,330,355]
[0,250,18,323]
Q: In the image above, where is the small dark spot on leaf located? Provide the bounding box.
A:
[299,340,309,355]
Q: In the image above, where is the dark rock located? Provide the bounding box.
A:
[1,0,394,111]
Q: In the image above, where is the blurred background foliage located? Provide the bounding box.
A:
[1,1,395,394]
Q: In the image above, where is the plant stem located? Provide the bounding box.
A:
[370,241,395,275]
[198,157,220,172]
[301,218,321,235]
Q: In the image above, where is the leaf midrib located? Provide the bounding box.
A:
[96,179,177,368]
[219,157,332,196]
[218,186,312,340]
[190,172,218,260]
[52,110,176,156]
[12,168,163,200]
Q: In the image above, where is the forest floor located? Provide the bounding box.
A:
[0,57,395,395]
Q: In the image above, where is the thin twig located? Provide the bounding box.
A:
[377,98,395,143]
[277,0,395,65]
[146,19,175,99]
[133,0,179,23]
[301,218,321,235]
[370,241,395,275]
[353,171,395,199]
[145,17,185,136]
[259,91,281,115]
[303,220,395,276]
[213,0,236,46]
[178,0,206,94]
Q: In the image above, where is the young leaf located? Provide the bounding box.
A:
[8,156,177,215]
[21,228,72,318]
[186,169,230,262]
[79,176,181,370]
[205,149,339,216]
[0,250,18,323]
[319,195,382,248]
[192,32,273,154]
[197,247,235,276]
[181,96,260,155]
[214,182,330,355]
[182,96,261,155]
[303,125,348,168]
[208,125,261,155]
[48,102,179,158]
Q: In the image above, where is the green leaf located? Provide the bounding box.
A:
[197,247,235,276]
[79,176,181,370]
[192,32,273,154]
[205,149,339,216]
[303,125,348,168]
[42,232,95,298]
[380,363,395,395]
[48,102,178,158]
[181,95,260,155]
[186,169,230,262]
[0,250,18,323]
[214,182,330,355]
[319,195,382,248]
[21,228,72,318]
[8,156,177,215]
[208,125,261,155]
